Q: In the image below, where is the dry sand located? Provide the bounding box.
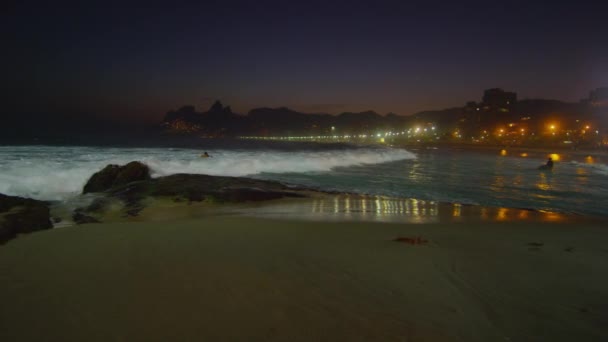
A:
[1,214,608,341]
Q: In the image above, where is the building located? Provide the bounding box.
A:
[589,87,608,107]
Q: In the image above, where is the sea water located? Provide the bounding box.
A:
[1,142,607,218]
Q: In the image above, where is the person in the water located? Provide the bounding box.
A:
[201,151,211,158]
[539,157,553,170]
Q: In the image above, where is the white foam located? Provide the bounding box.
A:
[570,161,608,175]
[0,145,416,201]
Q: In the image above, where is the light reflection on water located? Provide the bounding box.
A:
[227,194,572,224]
[253,147,608,217]
[536,173,551,191]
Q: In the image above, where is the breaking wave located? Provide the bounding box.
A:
[0,145,416,201]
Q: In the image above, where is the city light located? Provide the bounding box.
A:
[237,114,605,148]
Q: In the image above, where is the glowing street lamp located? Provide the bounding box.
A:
[547,123,557,136]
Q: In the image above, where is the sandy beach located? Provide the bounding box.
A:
[1,209,607,341]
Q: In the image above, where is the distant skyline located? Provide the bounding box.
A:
[3,1,608,125]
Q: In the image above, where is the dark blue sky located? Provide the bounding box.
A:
[3,1,607,124]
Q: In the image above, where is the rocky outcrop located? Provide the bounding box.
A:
[110,173,304,201]
[0,193,53,243]
[83,161,150,194]
[72,210,101,224]
[72,197,124,224]
[106,173,306,216]
[76,163,314,220]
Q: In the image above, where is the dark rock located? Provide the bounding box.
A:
[85,197,112,212]
[185,189,204,202]
[114,161,151,186]
[72,210,101,224]
[97,172,312,213]
[107,173,303,205]
[0,193,53,243]
[83,164,121,193]
[79,163,334,219]
[71,197,123,224]
[0,224,12,242]
[83,161,150,194]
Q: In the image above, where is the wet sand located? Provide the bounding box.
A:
[1,210,607,341]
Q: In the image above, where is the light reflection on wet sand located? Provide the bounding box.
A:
[222,194,583,224]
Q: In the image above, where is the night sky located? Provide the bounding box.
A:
[3,1,607,127]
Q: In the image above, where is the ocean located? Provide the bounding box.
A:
[1,142,607,219]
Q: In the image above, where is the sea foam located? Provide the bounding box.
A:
[0,145,416,201]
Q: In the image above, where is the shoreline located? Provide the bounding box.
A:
[47,193,608,229]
